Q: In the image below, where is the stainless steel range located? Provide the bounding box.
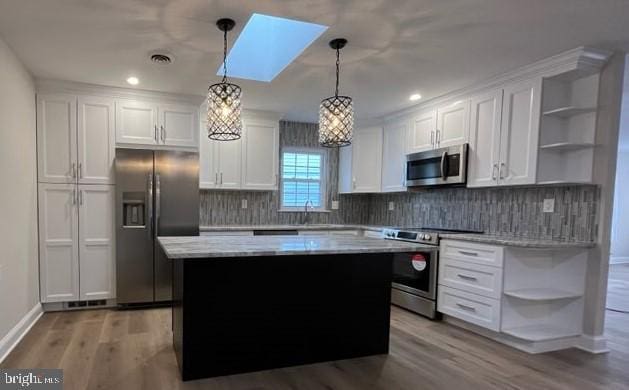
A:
[382,227,482,319]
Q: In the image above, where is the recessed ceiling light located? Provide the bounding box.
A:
[126,76,139,85]
[409,93,422,101]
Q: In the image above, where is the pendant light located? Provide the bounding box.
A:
[319,38,353,147]
[207,18,242,141]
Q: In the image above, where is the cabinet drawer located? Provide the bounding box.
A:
[439,259,503,299]
[440,240,504,268]
[438,286,501,331]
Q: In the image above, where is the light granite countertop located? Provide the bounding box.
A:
[439,233,596,249]
[158,235,436,259]
[199,224,386,232]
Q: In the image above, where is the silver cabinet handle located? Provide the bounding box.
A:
[457,274,478,281]
[215,172,218,185]
[161,125,165,142]
[436,129,441,145]
[79,189,83,205]
[78,162,82,179]
[220,172,223,185]
[440,151,448,180]
[154,125,158,142]
[155,173,161,237]
[71,163,77,178]
[492,163,498,181]
[499,162,506,180]
[458,250,478,257]
[72,188,76,205]
[147,173,153,237]
[430,131,435,146]
[456,303,477,312]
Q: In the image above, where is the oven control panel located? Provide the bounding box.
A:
[382,229,439,245]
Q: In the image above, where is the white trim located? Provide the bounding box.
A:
[0,303,43,364]
[610,256,629,265]
[576,335,610,354]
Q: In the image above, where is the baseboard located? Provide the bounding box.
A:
[0,303,43,364]
[576,334,610,354]
[610,256,629,265]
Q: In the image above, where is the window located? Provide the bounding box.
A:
[281,148,326,210]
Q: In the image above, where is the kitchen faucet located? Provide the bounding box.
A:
[303,200,314,224]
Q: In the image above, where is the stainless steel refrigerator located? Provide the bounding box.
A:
[115,149,199,305]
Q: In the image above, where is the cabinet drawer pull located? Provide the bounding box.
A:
[458,250,478,257]
[456,303,477,312]
[457,273,478,281]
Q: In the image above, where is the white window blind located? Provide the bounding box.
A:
[281,149,326,209]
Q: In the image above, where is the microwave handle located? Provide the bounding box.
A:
[440,151,448,180]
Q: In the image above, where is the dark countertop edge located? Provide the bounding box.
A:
[439,233,596,249]
[161,247,434,260]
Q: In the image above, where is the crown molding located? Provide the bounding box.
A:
[35,78,205,105]
[382,46,612,122]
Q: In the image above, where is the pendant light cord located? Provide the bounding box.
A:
[335,47,340,97]
[222,27,228,84]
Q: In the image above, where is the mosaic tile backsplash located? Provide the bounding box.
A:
[200,121,600,242]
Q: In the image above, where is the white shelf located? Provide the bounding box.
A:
[503,288,582,301]
[539,142,596,151]
[502,325,580,342]
[542,106,596,118]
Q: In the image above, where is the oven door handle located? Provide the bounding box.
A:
[440,151,448,181]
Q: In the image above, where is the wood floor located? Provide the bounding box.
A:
[2,306,629,390]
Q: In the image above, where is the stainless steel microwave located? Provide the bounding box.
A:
[405,144,468,187]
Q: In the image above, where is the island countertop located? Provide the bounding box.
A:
[158,234,436,259]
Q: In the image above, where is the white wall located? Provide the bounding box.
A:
[0,36,39,346]
[611,148,629,263]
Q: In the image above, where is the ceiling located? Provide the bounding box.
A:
[1,0,629,122]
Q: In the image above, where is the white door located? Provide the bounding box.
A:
[37,94,77,183]
[77,96,115,184]
[437,100,470,148]
[199,120,219,189]
[499,78,542,186]
[159,103,199,148]
[38,183,79,302]
[467,90,503,188]
[352,127,383,193]
[408,110,436,153]
[78,185,115,300]
[217,139,242,189]
[381,119,408,192]
[115,100,159,145]
[241,120,279,190]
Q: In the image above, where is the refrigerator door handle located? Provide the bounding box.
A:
[147,173,153,238]
[155,173,161,237]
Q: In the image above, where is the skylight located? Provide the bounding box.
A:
[217,13,328,82]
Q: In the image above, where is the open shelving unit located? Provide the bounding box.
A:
[500,248,588,343]
[536,71,599,184]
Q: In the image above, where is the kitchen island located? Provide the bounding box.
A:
[158,234,432,381]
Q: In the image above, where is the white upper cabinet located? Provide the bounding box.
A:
[78,96,115,184]
[437,100,470,148]
[38,183,80,302]
[78,185,115,300]
[338,126,383,193]
[381,119,408,192]
[408,110,437,153]
[216,138,242,189]
[116,100,199,149]
[241,119,279,190]
[468,90,503,187]
[498,78,542,186]
[199,121,219,189]
[115,100,159,146]
[159,103,199,148]
[37,94,77,183]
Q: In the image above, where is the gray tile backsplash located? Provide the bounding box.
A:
[200,121,600,242]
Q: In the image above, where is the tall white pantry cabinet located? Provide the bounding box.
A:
[37,93,116,302]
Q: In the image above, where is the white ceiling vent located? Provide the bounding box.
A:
[149,52,173,65]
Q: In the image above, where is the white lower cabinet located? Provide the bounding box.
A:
[438,286,502,331]
[39,183,115,303]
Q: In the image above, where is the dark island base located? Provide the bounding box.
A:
[173,253,393,381]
